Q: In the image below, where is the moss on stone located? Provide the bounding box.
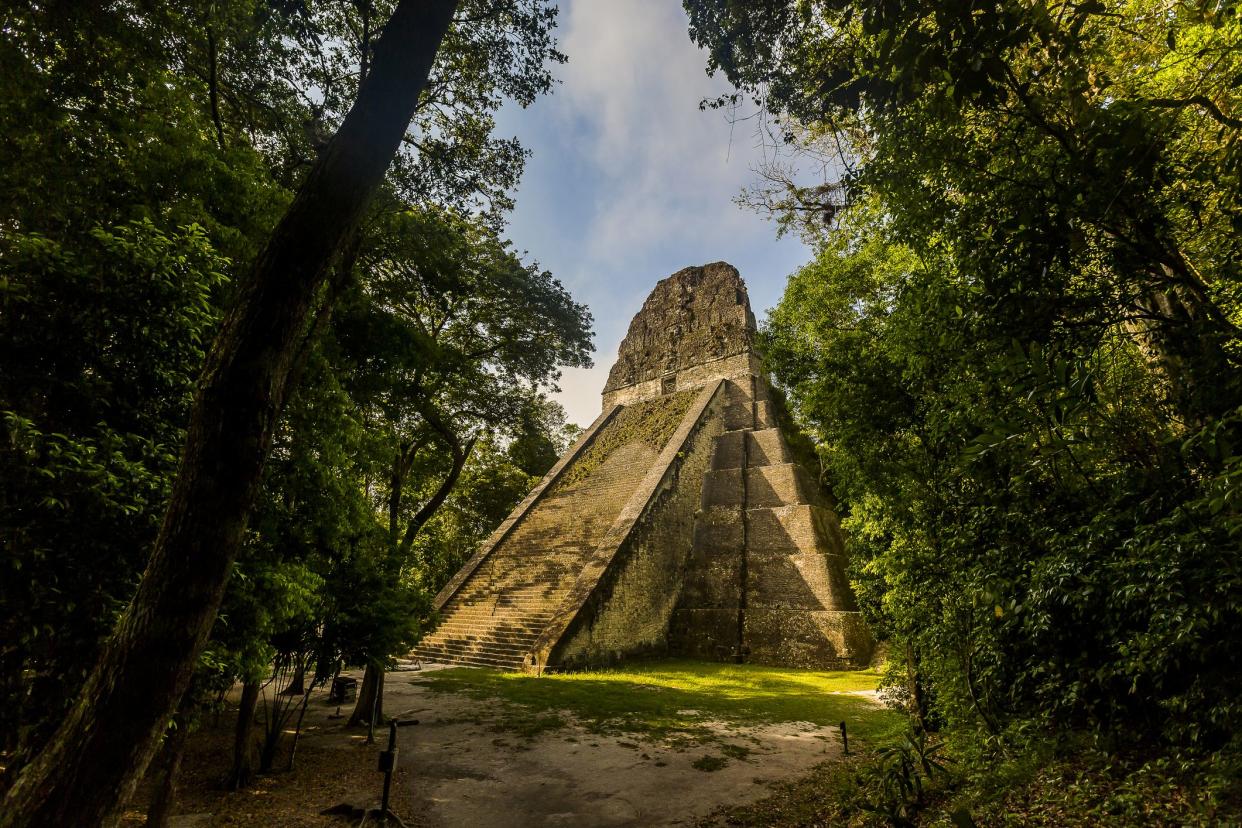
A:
[556,390,698,488]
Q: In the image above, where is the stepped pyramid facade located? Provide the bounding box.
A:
[414,263,873,672]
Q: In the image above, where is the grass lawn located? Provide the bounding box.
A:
[420,659,902,746]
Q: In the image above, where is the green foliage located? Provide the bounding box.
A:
[0,220,228,754]
[0,0,578,774]
[686,0,1242,788]
[857,729,951,825]
[764,205,1242,758]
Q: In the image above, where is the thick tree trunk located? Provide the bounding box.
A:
[144,710,192,828]
[905,643,929,734]
[1133,275,1239,428]
[227,680,260,791]
[281,660,305,696]
[0,3,459,825]
[348,663,385,729]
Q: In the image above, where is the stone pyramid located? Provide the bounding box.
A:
[413,263,873,672]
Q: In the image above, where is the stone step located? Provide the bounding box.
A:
[722,403,753,431]
[420,641,536,659]
[446,599,563,610]
[692,505,743,551]
[419,640,531,655]
[745,504,843,555]
[424,630,541,650]
[754,400,776,428]
[704,464,825,509]
[451,585,577,597]
[711,430,747,470]
[440,605,561,620]
[702,468,743,508]
[746,464,824,508]
[443,605,553,617]
[746,428,791,466]
[434,615,548,629]
[415,641,528,666]
[425,625,543,642]
[412,648,524,670]
[710,427,793,470]
[432,614,550,630]
[458,575,577,586]
[745,548,855,611]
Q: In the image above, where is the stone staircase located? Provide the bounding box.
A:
[413,440,659,670]
[670,381,866,667]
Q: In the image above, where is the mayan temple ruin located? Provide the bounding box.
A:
[414,262,873,672]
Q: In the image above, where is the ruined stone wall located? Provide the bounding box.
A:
[550,385,727,668]
[603,263,757,407]
[602,352,764,409]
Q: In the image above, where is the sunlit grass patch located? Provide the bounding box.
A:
[421,659,901,745]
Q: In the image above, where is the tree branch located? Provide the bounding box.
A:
[1146,95,1242,130]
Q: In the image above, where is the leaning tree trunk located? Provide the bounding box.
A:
[227,680,261,791]
[0,3,460,825]
[144,707,193,828]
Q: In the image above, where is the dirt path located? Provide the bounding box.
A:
[382,666,848,828]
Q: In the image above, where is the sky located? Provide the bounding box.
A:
[494,1,811,428]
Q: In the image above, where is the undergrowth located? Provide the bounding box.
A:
[698,731,1242,827]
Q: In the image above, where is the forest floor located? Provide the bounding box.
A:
[120,660,899,827]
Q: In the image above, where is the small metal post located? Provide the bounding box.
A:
[840,720,848,755]
[376,718,418,825]
[380,720,398,819]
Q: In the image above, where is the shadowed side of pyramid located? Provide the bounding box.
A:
[413,262,874,672]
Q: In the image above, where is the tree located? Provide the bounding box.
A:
[685,0,1242,424]
[0,221,228,763]
[2,0,569,779]
[689,0,1242,765]
[0,2,460,823]
[329,204,592,722]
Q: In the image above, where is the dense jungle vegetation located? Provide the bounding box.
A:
[686,0,1242,821]
[0,1,588,823]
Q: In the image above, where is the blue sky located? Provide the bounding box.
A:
[494,1,810,427]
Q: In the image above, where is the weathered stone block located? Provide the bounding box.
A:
[694,506,743,549]
[702,468,743,507]
[676,544,743,608]
[746,428,791,466]
[668,608,740,661]
[746,505,842,556]
[711,430,746,470]
[746,550,855,611]
[743,610,873,669]
[722,403,754,431]
[604,262,756,399]
[746,464,824,508]
[754,400,776,428]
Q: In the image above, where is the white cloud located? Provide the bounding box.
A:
[497,1,811,427]
[554,1,761,262]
